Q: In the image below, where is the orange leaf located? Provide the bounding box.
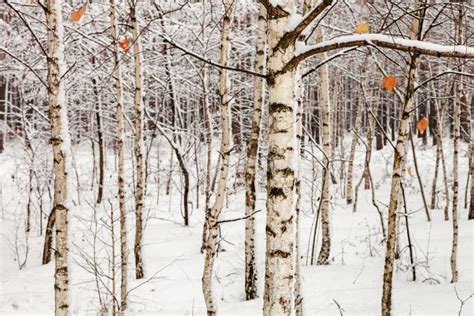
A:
[354,22,369,34]
[118,37,129,53]
[417,117,429,134]
[383,76,397,92]
[71,7,86,23]
[407,165,413,176]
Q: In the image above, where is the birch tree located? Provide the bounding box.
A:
[45,1,71,314]
[470,93,474,220]
[108,0,127,309]
[256,0,474,314]
[244,2,266,301]
[130,0,145,280]
[450,6,465,284]
[314,24,332,266]
[202,0,234,314]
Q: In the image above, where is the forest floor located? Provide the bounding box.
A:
[0,138,472,315]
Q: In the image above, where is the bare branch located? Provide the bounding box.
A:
[0,47,48,88]
[163,38,267,79]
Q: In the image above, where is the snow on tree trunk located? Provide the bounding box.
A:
[108,0,127,309]
[202,0,234,314]
[131,2,145,280]
[45,1,71,314]
[244,2,266,301]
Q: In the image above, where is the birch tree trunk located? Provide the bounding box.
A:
[429,80,450,220]
[45,1,70,314]
[346,76,365,205]
[264,7,299,316]
[92,56,105,205]
[201,64,212,252]
[108,0,127,309]
[202,1,234,314]
[244,2,266,301]
[131,2,145,280]
[469,94,474,220]
[315,25,331,266]
[450,5,465,282]
[450,74,460,283]
[381,4,425,313]
[381,57,418,316]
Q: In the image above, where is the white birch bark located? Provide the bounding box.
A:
[45,1,71,314]
[469,93,474,220]
[244,2,266,301]
[202,1,234,314]
[346,77,365,205]
[264,4,299,315]
[131,2,145,280]
[108,0,127,310]
[450,74,461,283]
[381,4,425,314]
[450,6,465,283]
[315,25,331,266]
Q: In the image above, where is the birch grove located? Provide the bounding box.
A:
[0,1,473,315]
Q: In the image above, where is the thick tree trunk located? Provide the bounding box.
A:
[202,1,234,314]
[45,1,70,314]
[264,12,299,316]
[131,2,145,280]
[244,2,266,301]
[108,0,127,309]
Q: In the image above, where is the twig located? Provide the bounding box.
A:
[217,210,261,224]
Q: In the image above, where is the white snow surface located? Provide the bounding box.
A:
[0,137,473,315]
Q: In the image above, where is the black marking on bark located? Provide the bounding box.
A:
[269,187,286,198]
[269,103,292,114]
[266,225,276,237]
[270,250,291,258]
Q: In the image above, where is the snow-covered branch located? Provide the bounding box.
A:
[289,33,474,69]
[274,0,331,51]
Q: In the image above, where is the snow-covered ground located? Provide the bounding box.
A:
[0,137,472,315]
